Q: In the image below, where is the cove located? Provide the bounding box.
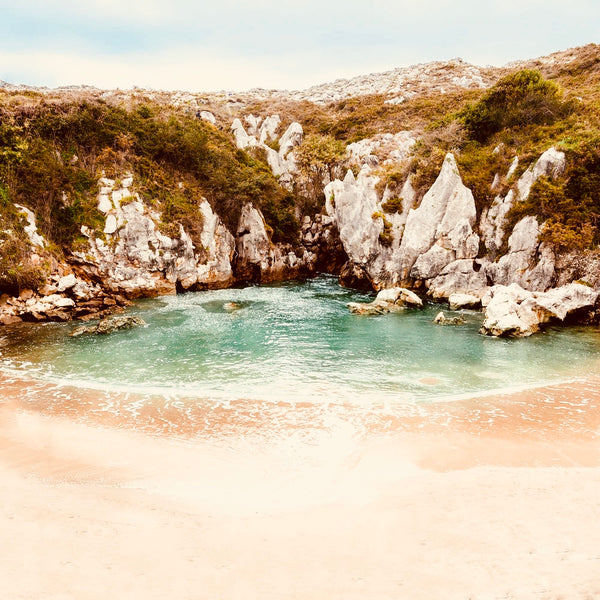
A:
[1,276,600,405]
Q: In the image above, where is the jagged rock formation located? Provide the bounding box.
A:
[3,45,600,340]
[74,176,236,297]
[480,148,566,291]
[480,283,599,337]
[321,144,573,309]
[402,154,479,282]
[324,164,417,290]
[231,116,303,189]
[325,153,481,295]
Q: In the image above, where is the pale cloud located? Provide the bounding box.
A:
[0,0,598,90]
[0,47,360,91]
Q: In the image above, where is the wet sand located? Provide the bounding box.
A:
[1,374,600,599]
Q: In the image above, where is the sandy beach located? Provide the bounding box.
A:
[1,375,600,600]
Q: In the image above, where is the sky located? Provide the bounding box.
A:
[0,0,598,92]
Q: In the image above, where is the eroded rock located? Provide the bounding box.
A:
[480,282,598,337]
[71,315,146,337]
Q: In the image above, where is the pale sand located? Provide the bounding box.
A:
[1,376,600,599]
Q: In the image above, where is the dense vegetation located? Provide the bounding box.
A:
[0,95,299,288]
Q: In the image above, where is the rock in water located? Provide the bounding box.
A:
[448,293,481,311]
[71,315,146,336]
[479,282,599,337]
[433,311,465,325]
[348,286,423,315]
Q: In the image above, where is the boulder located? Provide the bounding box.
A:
[199,111,216,125]
[57,273,77,292]
[480,282,599,337]
[433,311,465,325]
[348,287,423,315]
[448,293,481,311]
[348,302,387,315]
[375,287,423,307]
[0,314,23,325]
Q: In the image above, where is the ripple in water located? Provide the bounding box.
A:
[1,275,600,406]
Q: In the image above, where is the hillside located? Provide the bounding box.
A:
[1,43,600,332]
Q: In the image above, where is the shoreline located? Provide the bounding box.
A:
[1,368,599,443]
[1,374,600,598]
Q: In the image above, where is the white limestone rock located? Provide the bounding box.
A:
[448,293,481,311]
[479,284,540,337]
[325,169,417,289]
[258,115,281,143]
[427,259,489,300]
[104,214,118,235]
[98,194,112,213]
[193,200,235,289]
[244,114,262,136]
[506,156,519,180]
[480,147,566,255]
[530,282,599,321]
[410,244,454,280]
[15,204,45,248]
[56,274,77,292]
[235,203,271,279]
[480,282,598,337]
[374,286,423,307]
[486,216,555,291]
[199,111,216,125]
[348,286,423,315]
[231,118,257,150]
[398,153,477,281]
[278,122,303,158]
[325,168,381,266]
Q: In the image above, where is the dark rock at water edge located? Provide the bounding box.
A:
[71,315,147,337]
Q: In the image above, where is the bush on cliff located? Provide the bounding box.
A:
[505,137,600,251]
[0,96,299,254]
[461,69,573,143]
[0,186,47,293]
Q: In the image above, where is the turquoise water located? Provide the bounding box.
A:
[1,276,599,404]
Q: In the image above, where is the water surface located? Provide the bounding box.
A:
[1,276,599,405]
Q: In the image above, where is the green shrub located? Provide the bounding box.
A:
[381,197,403,214]
[461,70,572,143]
[0,96,300,250]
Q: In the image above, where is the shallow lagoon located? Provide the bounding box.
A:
[1,276,599,405]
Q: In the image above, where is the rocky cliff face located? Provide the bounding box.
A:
[323,143,568,301]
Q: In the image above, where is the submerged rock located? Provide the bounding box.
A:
[433,311,466,325]
[71,315,146,337]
